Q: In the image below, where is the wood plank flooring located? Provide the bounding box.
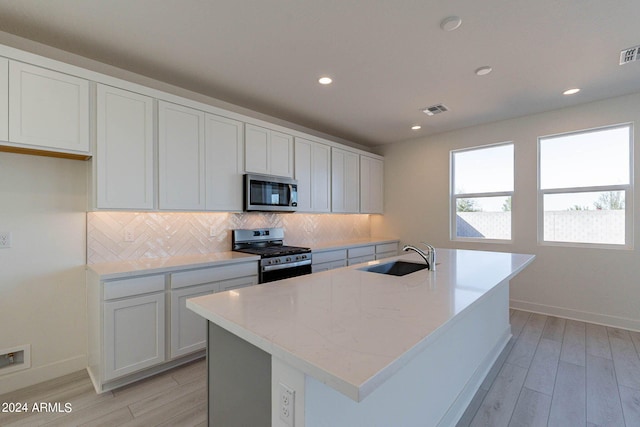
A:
[1,310,639,426]
[0,359,207,427]
[459,310,640,427]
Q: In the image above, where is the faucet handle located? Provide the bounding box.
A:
[420,242,435,252]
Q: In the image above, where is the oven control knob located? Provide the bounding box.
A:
[286,257,291,262]
[301,255,307,260]
[275,259,280,263]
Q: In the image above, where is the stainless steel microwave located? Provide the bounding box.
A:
[244,174,298,212]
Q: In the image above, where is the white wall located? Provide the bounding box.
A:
[0,152,87,394]
[373,92,640,330]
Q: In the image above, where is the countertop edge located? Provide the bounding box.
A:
[86,252,260,280]
[310,237,399,253]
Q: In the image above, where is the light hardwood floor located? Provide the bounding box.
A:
[458,310,640,427]
[2,310,640,426]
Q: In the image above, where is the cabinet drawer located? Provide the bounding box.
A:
[169,262,258,289]
[376,242,398,254]
[312,249,346,264]
[347,246,375,259]
[312,260,347,273]
[347,254,375,266]
[375,251,397,261]
[104,274,165,300]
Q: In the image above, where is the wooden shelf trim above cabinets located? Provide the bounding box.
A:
[0,144,91,160]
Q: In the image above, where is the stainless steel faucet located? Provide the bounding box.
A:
[402,243,436,271]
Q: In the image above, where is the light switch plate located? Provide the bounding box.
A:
[0,231,11,248]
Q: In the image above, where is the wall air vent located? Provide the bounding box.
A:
[620,45,640,65]
[422,104,449,116]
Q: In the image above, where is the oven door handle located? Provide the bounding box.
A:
[262,259,312,272]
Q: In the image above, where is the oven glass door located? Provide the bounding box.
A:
[261,264,311,283]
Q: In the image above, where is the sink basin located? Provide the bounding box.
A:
[360,261,428,276]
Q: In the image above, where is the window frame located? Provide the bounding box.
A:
[450,141,514,243]
[537,123,634,249]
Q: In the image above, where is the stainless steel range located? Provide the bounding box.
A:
[232,228,312,283]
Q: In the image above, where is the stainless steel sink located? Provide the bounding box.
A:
[360,261,428,276]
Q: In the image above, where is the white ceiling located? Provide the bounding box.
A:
[0,0,639,146]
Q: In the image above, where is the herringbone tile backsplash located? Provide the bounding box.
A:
[87,212,371,263]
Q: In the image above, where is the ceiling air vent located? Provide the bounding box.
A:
[620,45,640,65]
[422,104,449,116]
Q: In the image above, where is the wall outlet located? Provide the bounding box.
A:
[209,226,216,238]
[279,382,295,426]
[0,231,12,248]
[124,229,135,242]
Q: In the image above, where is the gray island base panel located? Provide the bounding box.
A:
[188,249,536,426]
[208,322,271,427]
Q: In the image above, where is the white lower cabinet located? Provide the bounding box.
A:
[87,260,258,393]
[312,241,399,272]
[375,242,399,260]
[170,283,216,358]
[347,246,375,266]
[168,263,258,359]
[104,292,165,381]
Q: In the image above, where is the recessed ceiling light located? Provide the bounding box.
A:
[411,125,422,130]
[440,16,462,32]
[475,66,493,76]
[563,88,580,95]
[318,77,333,85]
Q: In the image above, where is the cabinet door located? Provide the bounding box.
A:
[205,114,244,211]
[295,138,331,212]
[104,293,165,381]
[96,85,154,209]
[8,61,89,153]
[360,156,384,214]
[331,147,360,213]
[158,101,205,210]
[0,58,7,141]
[245,123,270,174]
[294,138,313,211]
[312,142,331,212]
[170,283,217,358]
[270,130,293,177]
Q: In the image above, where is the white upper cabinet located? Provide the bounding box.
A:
[158,101,206,210]
[269,130,294,177]
[331,147,360,213]
[96,84,154,209]
[205,114,245,211]
[0,58,8,142]
[245,123,293,177]
[294,137,331,212]
[360,155,384,214]
[8,61,89,154]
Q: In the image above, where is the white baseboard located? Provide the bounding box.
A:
[510,299,640,332]
[0,354,87,395]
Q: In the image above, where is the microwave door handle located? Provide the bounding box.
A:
[288,184,293,206]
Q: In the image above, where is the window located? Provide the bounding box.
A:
[538,124,633,247]
[451,142,514,241]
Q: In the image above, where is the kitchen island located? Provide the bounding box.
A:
[187,248,535,427]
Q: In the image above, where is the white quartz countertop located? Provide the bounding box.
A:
[187,248,535,402]
[86,251,260,280]
[309,237,399,252]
